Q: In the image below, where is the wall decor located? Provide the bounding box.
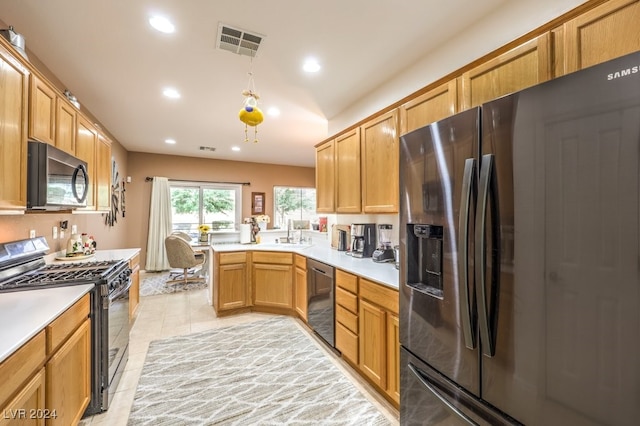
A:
[251,192,265,215]
[104,158,120,226]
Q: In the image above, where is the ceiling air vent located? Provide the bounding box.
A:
[216,23,264,57]
[199,146,216,152]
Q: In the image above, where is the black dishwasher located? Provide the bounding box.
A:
[306,258,335,348]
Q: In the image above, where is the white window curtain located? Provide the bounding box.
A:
[145,177,172,271]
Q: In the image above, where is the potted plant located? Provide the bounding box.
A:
[198,224,211,243]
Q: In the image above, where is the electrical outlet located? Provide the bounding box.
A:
[71,225,77,234]
[52,226,58,240]
[29,229,36,238]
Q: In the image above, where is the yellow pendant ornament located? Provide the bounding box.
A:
[239,90,263,143]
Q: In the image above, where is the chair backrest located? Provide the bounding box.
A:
[165,235,199,268]
[171,231,192,242]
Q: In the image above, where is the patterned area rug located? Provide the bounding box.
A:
[140,271,207,296]
[127,317,391,425]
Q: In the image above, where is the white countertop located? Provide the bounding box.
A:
[212,243,399,290]
[0,284,94,363]
[44,248,140,264]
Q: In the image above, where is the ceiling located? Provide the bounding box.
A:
[0,0,527,167]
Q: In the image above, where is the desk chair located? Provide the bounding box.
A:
[164,235,206,287]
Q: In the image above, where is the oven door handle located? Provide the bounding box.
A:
[108,279,132,303]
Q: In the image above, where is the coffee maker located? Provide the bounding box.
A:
[350,223,376,258]
[372,224,395,263]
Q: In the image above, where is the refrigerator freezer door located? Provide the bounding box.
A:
[399,107,481,395]
[400,347,520,426]
[480,52,640,425]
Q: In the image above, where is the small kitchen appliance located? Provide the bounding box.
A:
[337,229,348,251]
[372,224,395,263]
[349,223,376,258]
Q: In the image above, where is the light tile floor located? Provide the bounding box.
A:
[80,274,400,425]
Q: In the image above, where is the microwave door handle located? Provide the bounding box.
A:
[72,163,89,203]
[458,158,476,350]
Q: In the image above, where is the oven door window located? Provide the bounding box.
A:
[108,284,130,386]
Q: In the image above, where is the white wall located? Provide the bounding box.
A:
[329,0,588,135]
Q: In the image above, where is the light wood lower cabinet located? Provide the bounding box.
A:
[0,295,91,426]
[335,269,359,365]
[215,251,249,312]
[0,331,46,425]
[45,319,91,426]
[252,252,293,309]
[358,278,399,406]
[0,368,46,426]
[294,254,307,321]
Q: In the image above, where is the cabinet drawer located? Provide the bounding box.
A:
[336,287,358,314]
[219,251,247,265]
[294,254,306,270]
[252,251,292,265]
[336,304,358,334]
[0,330,45,408]
[336,322,358,365]
[336,269,358,293]
[46,294,90,354]
[359,279,398,314]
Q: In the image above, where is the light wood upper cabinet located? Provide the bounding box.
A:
[335,128,361,213]
[360,109,399,213]
[75,115,97,209]
[560,0,640,75]
[29,75,56,145]
[96,132,112,211]
[0,43,29,210]
[399,79,458,135]
[315,140,335,213]
[460,33,551,110]
[55,97,76,154]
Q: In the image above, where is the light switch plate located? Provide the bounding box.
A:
[52,226,58,240]
[71,225,77,234]
[29,229,36,238]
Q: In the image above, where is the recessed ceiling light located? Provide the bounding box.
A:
[267,107,280,117]
[231,146,241,152]
[303,58,321,73]
[165,138,176,144]
[149,15,175,33]
[163,88,180,99]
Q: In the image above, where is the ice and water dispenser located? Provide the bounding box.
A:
[406,224,444,298]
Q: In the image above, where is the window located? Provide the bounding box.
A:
[273,186,316,229]
[170,182,242,238]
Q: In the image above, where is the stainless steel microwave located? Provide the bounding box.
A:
[27,141,89,210]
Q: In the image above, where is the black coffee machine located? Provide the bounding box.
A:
[349,223,376,258]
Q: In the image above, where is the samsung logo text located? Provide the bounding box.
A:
[607,66,639,80]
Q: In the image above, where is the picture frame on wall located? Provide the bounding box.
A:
[251,192,265,215]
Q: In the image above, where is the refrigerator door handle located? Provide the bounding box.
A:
[458,158,476,349]
[408,363,479,426]
[475,153,499,357]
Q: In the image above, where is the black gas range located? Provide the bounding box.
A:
[0,237,131,417]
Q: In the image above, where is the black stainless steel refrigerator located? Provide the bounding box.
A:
[399,51,640,425]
